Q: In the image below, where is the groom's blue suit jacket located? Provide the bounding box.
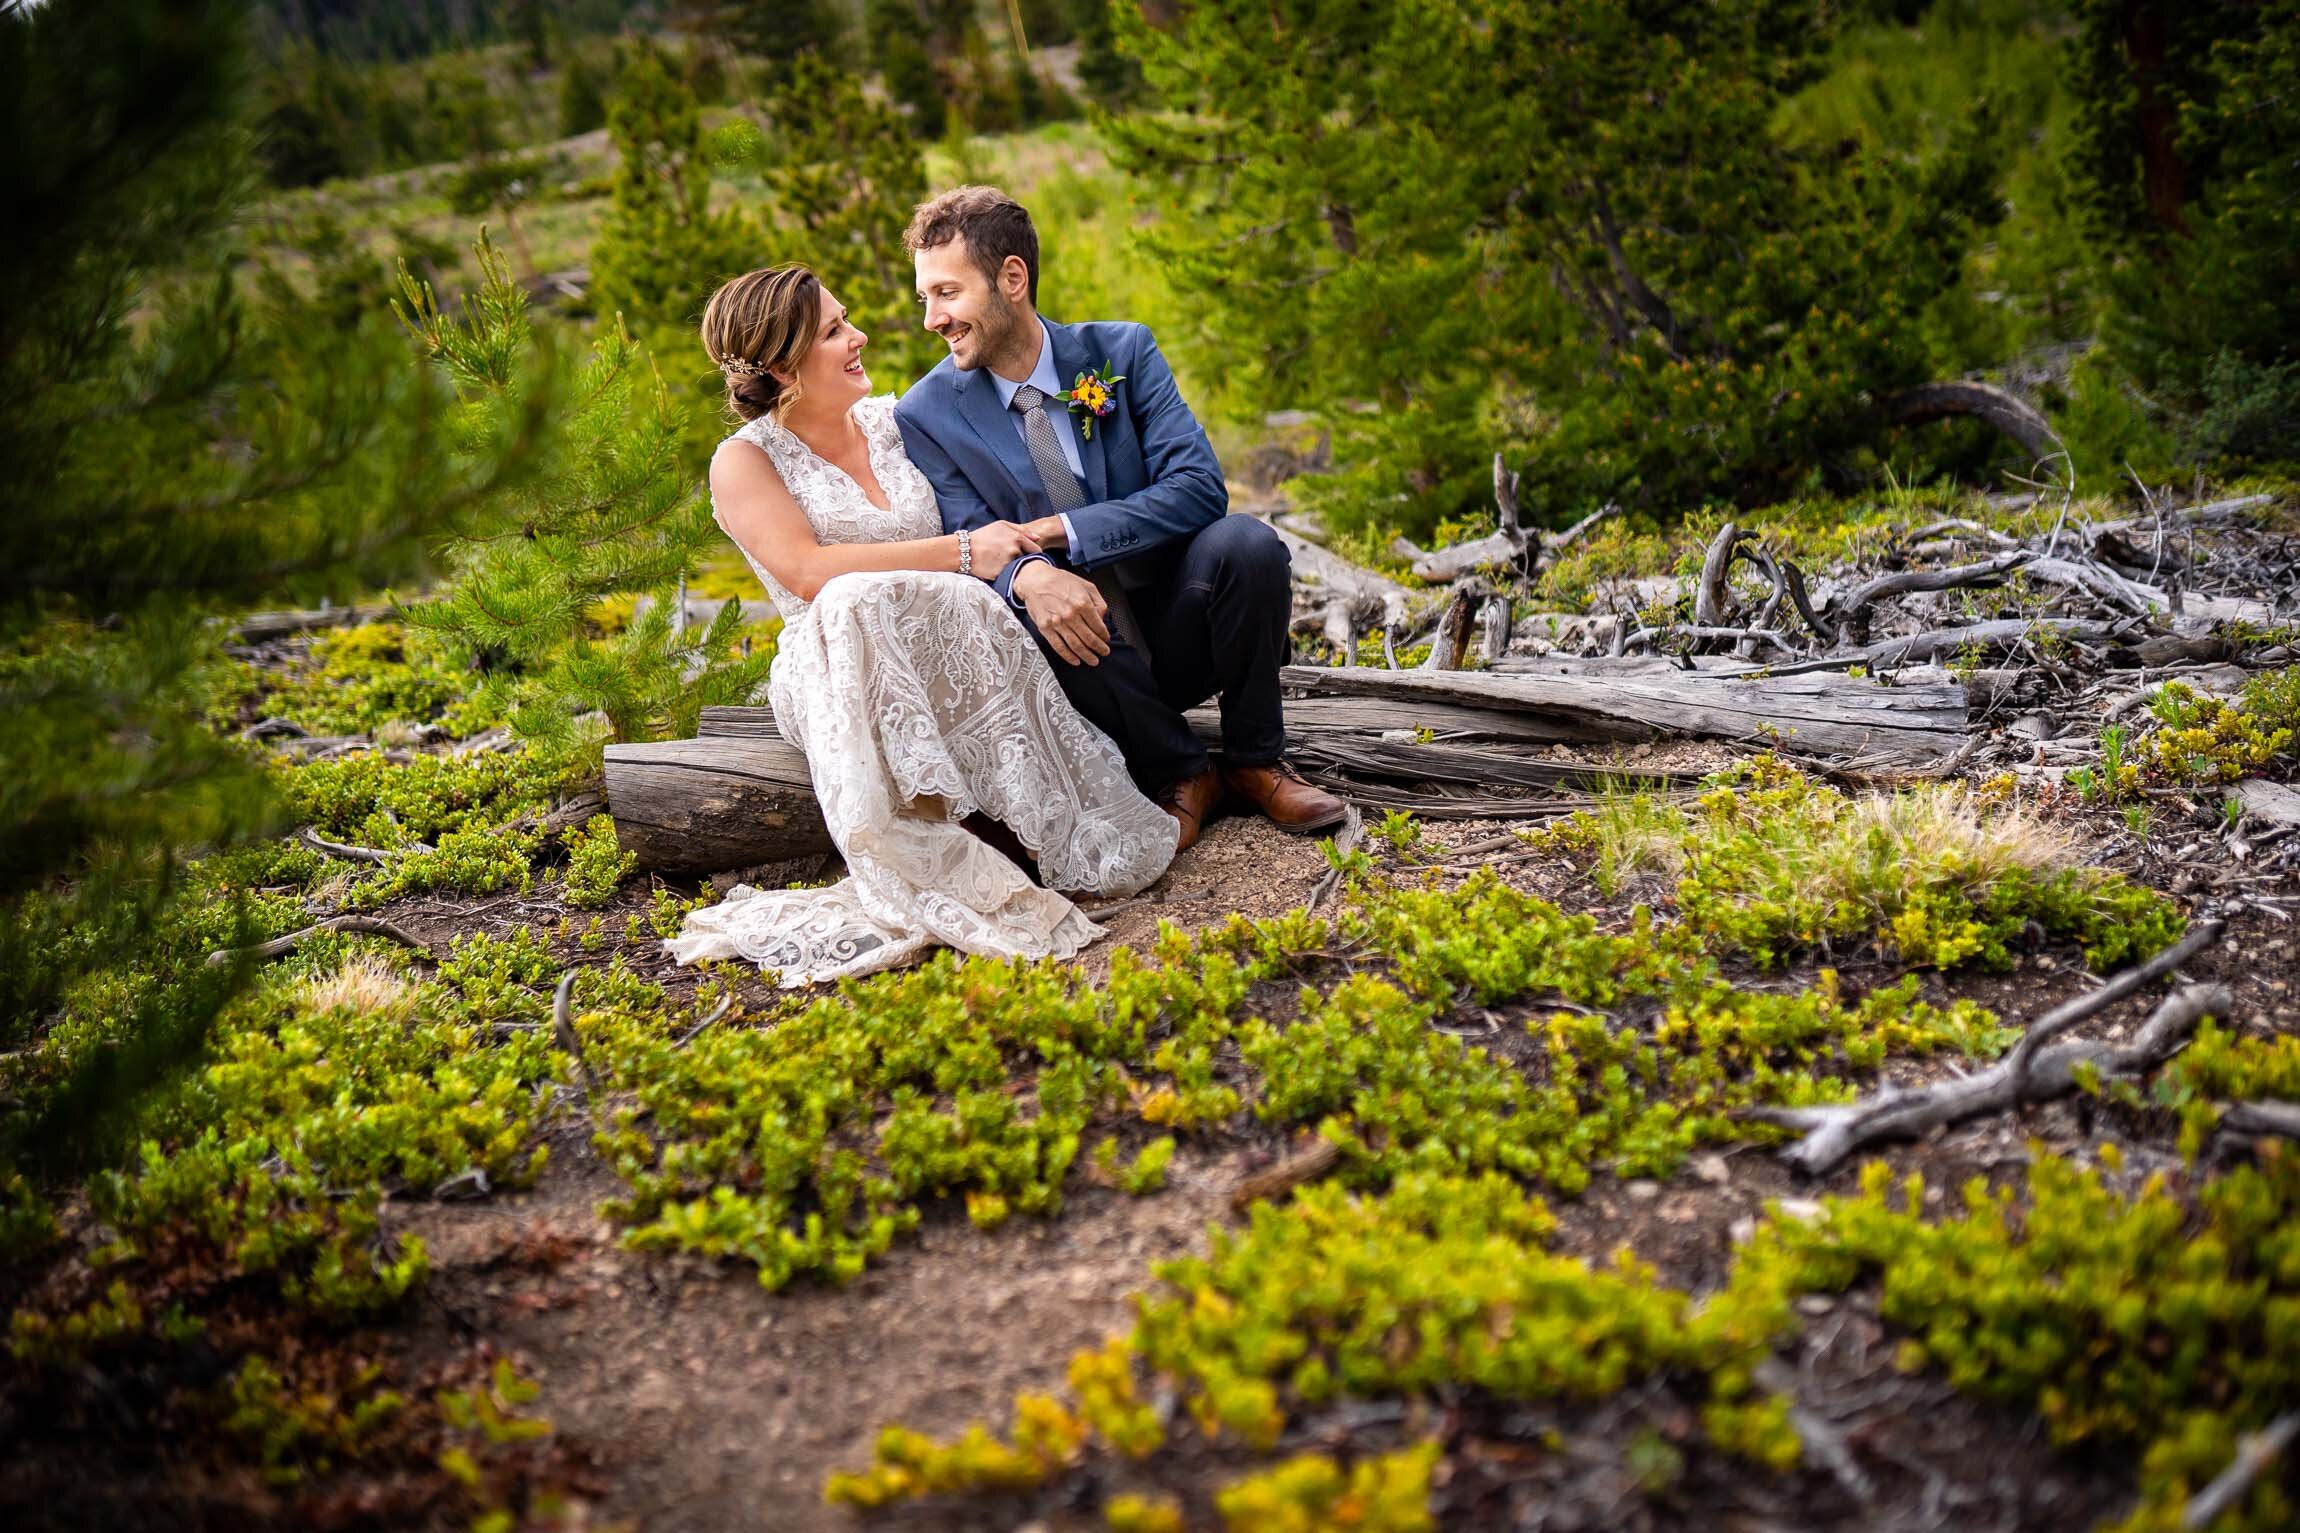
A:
[892,318,1229,605]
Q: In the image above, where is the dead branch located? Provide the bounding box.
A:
[1751,982,2233,1177]
[1546,499,1622,555]
[228,600,399,642]
[1715,618,2116,678]
[1621,624,1798,657]
[1880,380,2063,461]
[1307,807,1366,912]
[672,995,736,1050]
[1229,1137,1343,1213]
[1826,550,2036,647]
[2218,1100,2300,1141]
[553,971,603,1120]
[1694,520,1746,628]
[300,826,430,863]
[206,914,435,968]
[1752,1356,1875,1506]
[2003,920,2226,1109]
[1479,594,1512,665]
[1420,583,1482,671]
[2182,1411,2300,1530]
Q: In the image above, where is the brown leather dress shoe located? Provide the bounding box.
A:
[1220,760,1348,835]
[1154,765,1223,854]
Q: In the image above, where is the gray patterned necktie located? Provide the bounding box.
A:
[1009,384,1149,659]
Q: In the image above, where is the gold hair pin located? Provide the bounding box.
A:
[718,354,771,379]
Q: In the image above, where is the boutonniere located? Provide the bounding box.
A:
[1066,362,1125,440]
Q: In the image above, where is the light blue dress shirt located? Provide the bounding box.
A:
[989,319,1083,557]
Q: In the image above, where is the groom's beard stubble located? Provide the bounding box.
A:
[965,291,1032,377]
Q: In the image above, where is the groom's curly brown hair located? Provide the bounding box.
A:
[903,186,1039,306]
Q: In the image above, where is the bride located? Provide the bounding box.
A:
[662,263,1179,985]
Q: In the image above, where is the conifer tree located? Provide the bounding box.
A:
[1102,0,1998,528]
[725,0,856,82]
[392,234,775,778]
[0,0,550,1158]
[867,0,951,137]
[588,39,757,341]
[748,52,940,383]
[2065,0,2300,464]
[1067,0,1140,104]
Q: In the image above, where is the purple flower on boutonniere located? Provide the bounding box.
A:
[1066,361,1125,440]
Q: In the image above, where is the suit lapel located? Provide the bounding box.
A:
[953,366,1044,514]
[1045,319,1111,503]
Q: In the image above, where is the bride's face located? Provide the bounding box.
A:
[782,285,870,407]
[915,237,1026,373]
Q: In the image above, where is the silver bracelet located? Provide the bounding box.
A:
[956,526,973,577]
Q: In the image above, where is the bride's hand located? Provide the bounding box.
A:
[965,521,1043,574]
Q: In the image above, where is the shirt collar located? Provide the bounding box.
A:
[990,318,1063,411]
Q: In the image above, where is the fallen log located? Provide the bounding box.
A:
[1278,664,1970,764]
[1684,618,2117,678]
[228,600,400,642]
[602,724,833,875]
[1195,694,1626,745]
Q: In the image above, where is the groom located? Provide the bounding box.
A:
[893,185,1345,853]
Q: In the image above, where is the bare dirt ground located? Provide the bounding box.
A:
[8,618,2295,1530]
[331,793,2296,1533]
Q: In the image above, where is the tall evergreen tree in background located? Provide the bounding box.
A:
[1068,0,1141,103]
[867,0,951,137]
[1104,0,2000,531]
[589,39,758,341]
[2065,0,2300,467]
[750,52,940,384]
[0,0,550,1159]
[724,0,856,82]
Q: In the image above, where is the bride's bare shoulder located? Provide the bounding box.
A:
[708,431,786,498]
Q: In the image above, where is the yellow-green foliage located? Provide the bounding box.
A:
[287,745,565,847]
[1105,1491,1187,1533]
[827,1170,1811,1508]
[2145,678,2297,786]
[559,812,637,909]
[594,856,2038,1296]
[222,1354,407,1485]
[1308,875,2013,1187]
[1212,1440,1443,1532]
[1772,1151,2300,1533]
[590,929,1253,1289]
[822,1393,1089,1508]
[10,932,582,1351]
[239,621,501,739]
[1530,761,2182,969]
[284,746,579,908]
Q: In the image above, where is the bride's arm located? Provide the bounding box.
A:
[708,439,1033,602]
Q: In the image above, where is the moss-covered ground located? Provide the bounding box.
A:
[6,488,2299,1530]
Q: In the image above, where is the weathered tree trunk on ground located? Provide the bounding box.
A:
[602,712,832,874]
[603,654,1969,872]
[1279,665,1969,763]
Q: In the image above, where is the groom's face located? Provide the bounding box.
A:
[915,237,1025,374]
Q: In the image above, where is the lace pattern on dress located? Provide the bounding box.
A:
[664,395,1177,986]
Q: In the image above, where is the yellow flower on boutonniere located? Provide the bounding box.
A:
[1067,361,1126,440]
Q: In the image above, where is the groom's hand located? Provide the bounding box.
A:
[1013,562,1111,668]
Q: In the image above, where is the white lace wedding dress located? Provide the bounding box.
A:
[663,394,1178,986]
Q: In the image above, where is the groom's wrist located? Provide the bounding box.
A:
[1005,553,1054,607]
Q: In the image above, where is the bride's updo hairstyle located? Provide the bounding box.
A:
[700,263,822,423]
